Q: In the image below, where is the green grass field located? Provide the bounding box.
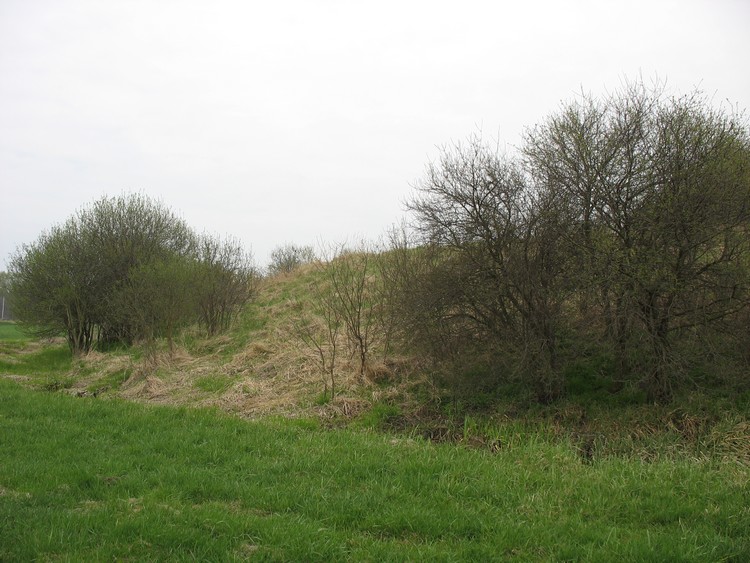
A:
[0,321,26,341]
[1,378,748,561]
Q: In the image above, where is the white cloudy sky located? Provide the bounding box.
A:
[1,0,749,269]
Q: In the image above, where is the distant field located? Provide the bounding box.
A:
[1,378,748,562]
[0,321,26,340]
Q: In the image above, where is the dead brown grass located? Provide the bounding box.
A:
[70,296,382,419]
[712,420,750,464]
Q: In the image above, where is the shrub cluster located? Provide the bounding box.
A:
[9,194,256,355]
[386,81,750,403]
[266,243,316,276]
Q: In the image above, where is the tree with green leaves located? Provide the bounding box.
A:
[76,193,196,345]
[9,220,99,354]
[111,255,197,358]
[9,193,255,355]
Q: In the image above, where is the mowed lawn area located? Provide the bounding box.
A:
[0,378,748,561]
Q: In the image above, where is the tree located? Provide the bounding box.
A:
[9,220,99,354]
[379,230,463,361]
[292,277,343,400]
[194,234,257,337]
[9,193,255,355]
[320,244,380,382]
[267,244,316,276]
[522,82,659,377]
[403,81,750,403]
[523,81,750,401]
[406,136,573,401]
[112,255,196,358]
[76,193,196,345]
[631,92,750,400]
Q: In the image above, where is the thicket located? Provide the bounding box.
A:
[8,194,257,355]
[385,81,750,403]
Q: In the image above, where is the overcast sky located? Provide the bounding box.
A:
[1,0,749,269]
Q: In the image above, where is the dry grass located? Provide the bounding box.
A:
[712,420,750,464]
[70,288,382,420]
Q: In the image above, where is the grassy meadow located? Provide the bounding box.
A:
[1,377,748,561]
[1,261,749,562]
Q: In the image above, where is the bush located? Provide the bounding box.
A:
[267,244,316,276]
[9,193,255,354]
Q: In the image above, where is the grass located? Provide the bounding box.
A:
[0,321,27,341]
[1,378,748,561]
[0,341,72,378]
[193,373,239,393]
[1,264,749,559]
[86,367,131,394]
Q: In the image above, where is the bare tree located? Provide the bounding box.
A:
[318,244,380,382]
[194,234,257,336]
[267,244,316,276]
[407,135,573,401]
[291,243,383,394]
[292,280,342,399]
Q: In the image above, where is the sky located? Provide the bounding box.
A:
[1,0,749,270]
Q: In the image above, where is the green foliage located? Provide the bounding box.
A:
[75,193,197,348]
[194,234,257,337]
[8,221,98,353]
[114,255,197,356]
[9,194,256,356]
[1,379,748,561]
[523,82,750,402]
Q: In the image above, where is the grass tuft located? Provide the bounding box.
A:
[193,374,238,394]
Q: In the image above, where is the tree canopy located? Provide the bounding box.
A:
[9,194,256,355]
[400,81,750,402]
